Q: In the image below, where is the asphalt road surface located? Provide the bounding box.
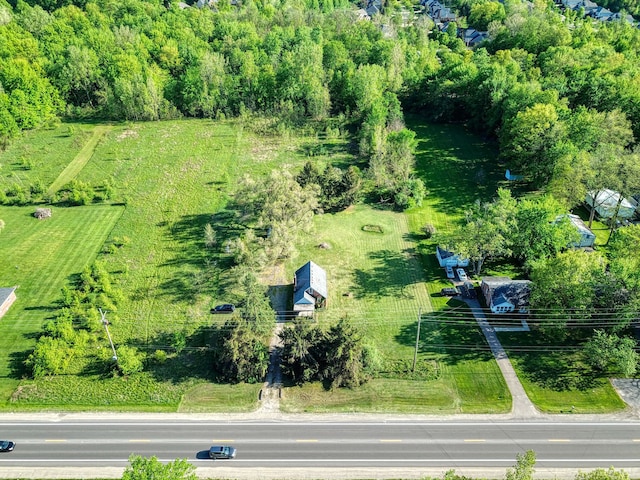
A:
[0,418,639,477]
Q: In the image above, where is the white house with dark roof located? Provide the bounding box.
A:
[0,287,17,319]
[481,277,531,314]
[436,245,470,268]
[293,261,327,317]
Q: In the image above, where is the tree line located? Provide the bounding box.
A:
[4,0,640,198]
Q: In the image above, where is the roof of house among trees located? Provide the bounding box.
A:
[294,261,327,305]
[482,277,531,309]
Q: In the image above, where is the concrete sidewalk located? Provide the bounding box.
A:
[463,298,540,419]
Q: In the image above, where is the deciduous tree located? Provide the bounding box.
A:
[122,455,197,480]
[441,188,516,275]
[235,170,319,262]
[529,250,607,332]
[213,319,269,383]
[505,450,536,480]
[510,196,580,267]
[583,330,638,377]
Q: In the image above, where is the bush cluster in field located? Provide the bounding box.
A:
[0,179,113,206]
[25,261,133,379]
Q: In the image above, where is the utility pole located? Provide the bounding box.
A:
[412,307,422,373]
[100,308,118,362]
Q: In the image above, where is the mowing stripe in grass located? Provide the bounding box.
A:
[0,205,124,403]
[47,125,113,195]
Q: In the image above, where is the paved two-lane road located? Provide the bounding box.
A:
[0,418,639,477]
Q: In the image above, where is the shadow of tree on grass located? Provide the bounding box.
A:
[351,249,420,300]
[395,305,493,366]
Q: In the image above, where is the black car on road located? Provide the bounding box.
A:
[0,441,15,452]
[209,445,236,459]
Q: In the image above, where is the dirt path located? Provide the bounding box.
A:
[257,323,285,414]
[257,266,290,414]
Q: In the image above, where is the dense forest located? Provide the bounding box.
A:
[2,0,640,197]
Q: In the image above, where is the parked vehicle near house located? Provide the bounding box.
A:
[445,266,455,278]
[441,287,459,296]
[210,304,235,314]
[456,268,468,282]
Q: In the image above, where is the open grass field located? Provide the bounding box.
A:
[0,204,124,402]
[0,116,627,413]
[496,327,627,414]
[0,118,348,410]
[0,122,97,190]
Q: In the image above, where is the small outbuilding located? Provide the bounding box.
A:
[0,287,17,319]
[481,277,531,314]
[293,261,327,317]
[586,189,637,219]
[555,214,596,248]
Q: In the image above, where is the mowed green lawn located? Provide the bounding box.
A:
[0,205,123,402]
[0,119,347,410]
[280,205,510,413]
[1,118,511,412]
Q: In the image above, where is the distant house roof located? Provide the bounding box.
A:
[590,6,613,18]
[577,0,598,10]
[294,261,327,306]
[436,245,470,268]
[608,12,635,22]
[0,288,16,307]
[365,4,380,16]
[555,214,596,247]
[462,29,488,46]
[0,287,17,319]
[565,214,593,234]
[355,8,370,20]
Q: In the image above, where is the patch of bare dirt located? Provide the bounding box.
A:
[116,129,138,141]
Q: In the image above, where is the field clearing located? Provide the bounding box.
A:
[47,125,113,194]
[0,118,353,410]
[0,123,97,190]
[292,205,432,354]
[0,204,124,402]
[281,206,510,413]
